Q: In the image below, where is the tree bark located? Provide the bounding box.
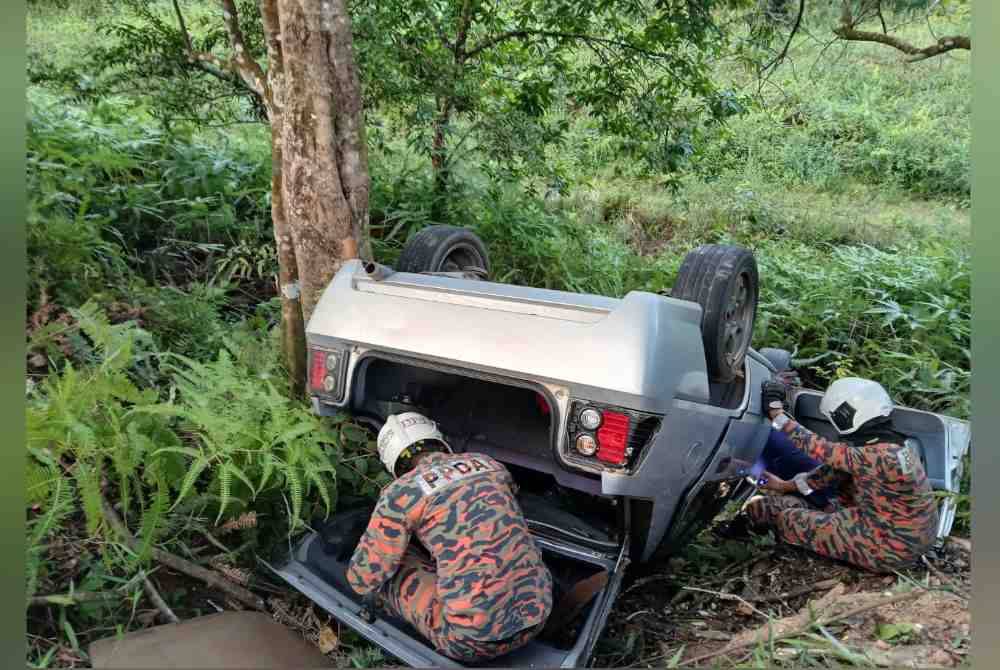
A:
[324,0,372,260]
[276,0,368,321]
[835,0,969,62]
[176,0,369,386]
[270,124,308,396]
[259,0,307,396]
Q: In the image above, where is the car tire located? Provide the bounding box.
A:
[672,244,759,383]
[396,225,491,278]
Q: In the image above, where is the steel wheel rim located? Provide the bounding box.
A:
[439,244,484,273]
[721,272,754,369]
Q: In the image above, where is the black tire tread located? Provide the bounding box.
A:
[672,244,759,383]
[396,225,491,276]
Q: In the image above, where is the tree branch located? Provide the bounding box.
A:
[836,1,969,62]
[876,0,888,35]
[835,25,969,61]
[761,0,805,75]
[142,573,181,623]
[29,592,123,608]
[259,0,284,75]
[171,0,194,53]
[171,0,261,96]
[677,586,923,667]
[219,0,268,95]
[100,495,266,612]
[453,0,476,59]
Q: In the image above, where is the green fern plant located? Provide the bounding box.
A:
[26,300,179,575]
[26,467,75,602]
[146,343,339,531]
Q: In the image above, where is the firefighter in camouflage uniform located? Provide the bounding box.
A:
[345,412,553,662]
[743,378,939,574]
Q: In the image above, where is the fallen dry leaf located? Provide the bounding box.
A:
[317,625,339,654]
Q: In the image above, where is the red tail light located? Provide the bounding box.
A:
[596,411,630,464]
[309,349,327,391]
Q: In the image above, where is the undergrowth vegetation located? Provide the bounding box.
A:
[25,0,969,666]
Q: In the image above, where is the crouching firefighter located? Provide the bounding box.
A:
[741,378,939,574]
[345,412,553,662]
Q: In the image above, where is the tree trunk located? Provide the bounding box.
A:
[269,123,307,396]
[276,0,370,321]
[260,0,306,396]
[431,99,451,221]
[178,0,369,392]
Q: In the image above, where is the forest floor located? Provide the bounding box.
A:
[593,526,971,668]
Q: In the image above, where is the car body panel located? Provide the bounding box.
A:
[307,260,711,409]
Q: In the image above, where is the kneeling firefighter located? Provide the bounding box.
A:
[344,412,553,662]
[742,378,939,573]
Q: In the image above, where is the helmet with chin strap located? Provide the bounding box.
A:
[819,377,894,436]
[376,412,452,476]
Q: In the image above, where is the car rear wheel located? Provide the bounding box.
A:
[672,244,759,383]
[396,225,491,279]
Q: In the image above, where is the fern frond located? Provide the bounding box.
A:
[227,462,256,498]
[306,468,334,519]
[285,467,303,529]
[26,461,56,507]
[216,463,234,525]
[28,472,74,548]
[171,455,210,512]
[258,453,276,493]
[26,473,75,601]
[76,461,104,536]
[136,475,167,564]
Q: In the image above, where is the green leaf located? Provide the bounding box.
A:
[61,616,80,652]
[307,468,334,519]
[227,462,257,499]
[216,464,235,524]
[258,453,277,492]
[667,645,685,668]
[342,424,370,444]
[876,622,916,641]
[171,456,209,511]
[151,445,203,460]
[275,422,318,445]
[286,467,303,528]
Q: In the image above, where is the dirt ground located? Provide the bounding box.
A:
[29,508,970,669]
[592,528,971,668]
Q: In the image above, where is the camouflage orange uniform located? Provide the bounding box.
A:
[746,419,939,573]
[346,451,553,662]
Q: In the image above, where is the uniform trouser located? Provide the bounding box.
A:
[745,494,908,574]
[761,428,835,509]
[377,548,542,662]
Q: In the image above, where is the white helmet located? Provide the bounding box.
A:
[819,377,894,435]
[376,412,451,476]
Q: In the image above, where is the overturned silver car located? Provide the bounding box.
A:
[272,226,970,668]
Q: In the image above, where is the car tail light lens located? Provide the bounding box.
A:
[566,401,660,470]
[575,434,598,456]
[309,346,345,401]
[596,411,630,464]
